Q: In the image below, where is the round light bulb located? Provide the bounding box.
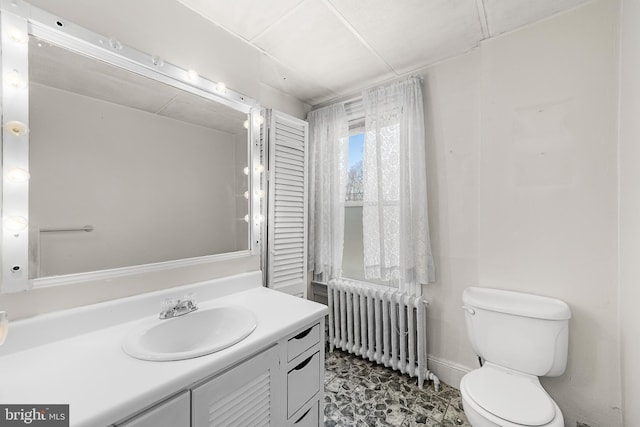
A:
[4,216,27,231]
[255,190,264,199]
[254,115,265,126]
[6,70,26,89]
[4,120,28,136]
[254,214,264,223]
[243,120,249,129]
[151,55,164,67]
[243,166,249,176]
[7,168,30,183]
[216,82,227,93]
[108,37,123,50]
[243,191,249,200]
[187,69,198,81]
[8,28,28,44]
[243,214,249,223]
[255,164,265,173]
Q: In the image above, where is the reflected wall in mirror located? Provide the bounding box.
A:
[28,36,250,278]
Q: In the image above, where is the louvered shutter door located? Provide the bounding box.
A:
[266,111,308,298]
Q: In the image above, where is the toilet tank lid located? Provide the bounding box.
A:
[463,287,571,320]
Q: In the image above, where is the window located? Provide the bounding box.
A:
[341,132,388,286]
[346,133,364,202]
[343,133,365,281]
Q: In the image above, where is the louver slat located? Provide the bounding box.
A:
[275,196,304,204]
[275,180,304,190]
[267,111,308,297]
[210,375,270,426]
[275,169,304,180]
[272,245,304,254]
[192,347,278,427]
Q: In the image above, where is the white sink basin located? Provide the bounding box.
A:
[122,305,257,361]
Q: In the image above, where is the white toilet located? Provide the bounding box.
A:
[460,287,571,427]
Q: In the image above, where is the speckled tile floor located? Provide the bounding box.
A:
[324,349,471,427]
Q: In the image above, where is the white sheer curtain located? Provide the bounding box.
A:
[307,104,349,280]
[362,76,435,295]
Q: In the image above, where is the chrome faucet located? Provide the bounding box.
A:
[159,295,198,319]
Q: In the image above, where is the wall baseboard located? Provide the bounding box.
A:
[427,355,472,389]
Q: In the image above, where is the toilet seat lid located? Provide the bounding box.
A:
[464,366,555,426]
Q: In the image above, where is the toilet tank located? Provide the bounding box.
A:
[462,287,571,377]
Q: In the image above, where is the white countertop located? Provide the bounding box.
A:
[0,285,328,427]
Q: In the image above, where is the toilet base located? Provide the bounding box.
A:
[462,398,501,427]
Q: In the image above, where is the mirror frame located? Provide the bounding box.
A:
[0,0,264,293]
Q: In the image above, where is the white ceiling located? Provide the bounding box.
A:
[177,0,592,106]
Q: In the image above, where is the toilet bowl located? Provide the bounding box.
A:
[460,364,564,427]
[460,287,571,427]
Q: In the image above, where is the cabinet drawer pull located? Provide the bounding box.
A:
[293,354,313,371]
[294,406,312,424]
[293,327,313,340]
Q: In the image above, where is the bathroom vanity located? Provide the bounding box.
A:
[0,272,328,426]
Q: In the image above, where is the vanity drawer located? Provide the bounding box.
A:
[287,323,320,361]
[289,399,319,427]
[287,351,320,418]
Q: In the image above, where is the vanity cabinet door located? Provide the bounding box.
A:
[192,346,281,427]
[117,390,189,427]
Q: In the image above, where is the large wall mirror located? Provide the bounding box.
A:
[1,1,263,293]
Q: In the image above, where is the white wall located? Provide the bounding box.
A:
[420,50,481,379]
[618,0,640,425]
[421,1,622,426]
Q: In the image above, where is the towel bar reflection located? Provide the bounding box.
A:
[40,225,94,233]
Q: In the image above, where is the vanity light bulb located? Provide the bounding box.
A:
[216,82,227,93]
[4,216,27,232]
[8,28,28,44]
[253,115,265,126]
[243,167,249,176]
[243,191,249,200]
[151,56,164,67]
[6,70,26,89]
[254,214,264,223]
[187,69,198,82]
[4,120,29,136]
[243,120,249,129]
[7,168,30,183]
[243,214,250,223]
[255,164,265,173]
[256,190,265,199]
[108,37,123,51]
